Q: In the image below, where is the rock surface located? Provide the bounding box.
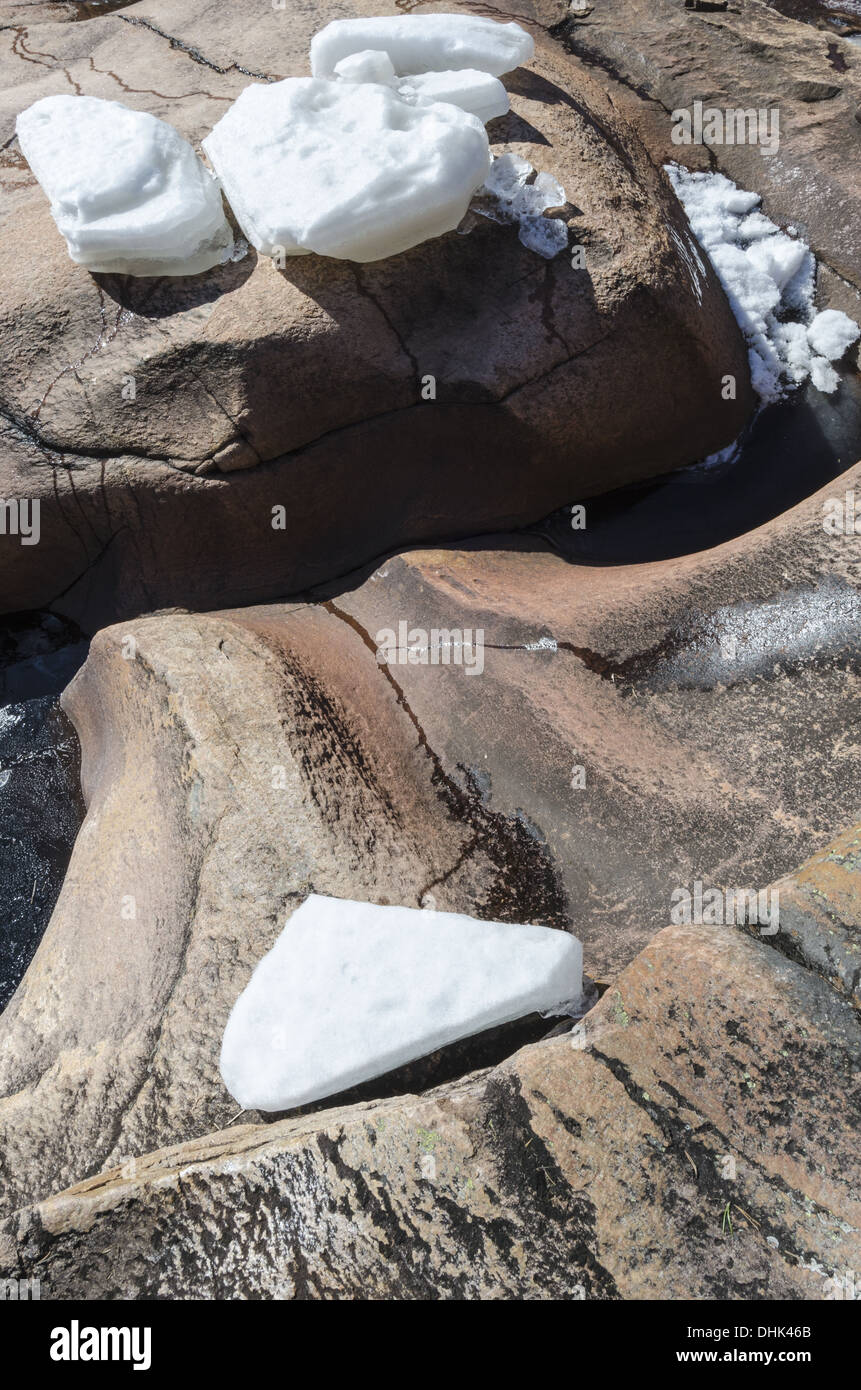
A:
[556,0,861,307]
[1,0,859,1304]
[0,0,751,629]
[0,459,858,1216]
[2,917,858,1299]
[753,820,861,1008]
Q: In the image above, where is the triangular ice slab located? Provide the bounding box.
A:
[220,895,582,1111]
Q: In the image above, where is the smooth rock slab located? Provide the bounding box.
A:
[221,894,582,1110]
[0,464,858,1211]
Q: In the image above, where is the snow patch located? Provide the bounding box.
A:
[807,307,861,362]
[203,77,491,262]
[16,94,234,276]
[311,14,534,79]
[666,165,860,402]
[220,894,583,1111]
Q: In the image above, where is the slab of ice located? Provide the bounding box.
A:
[332,48,509,124]
[474,152,569,259]
[203,77,490,262]
[333,49,396,84]
[666,164,860,401]
[16,94,233,276]
[220,894,583,1111]
[311,14,534,78]
[397,69,509,124]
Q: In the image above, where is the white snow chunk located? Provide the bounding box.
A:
[475,153,568,258]
[333,49,396,84]
[311,14,534,78]
[203,77,491,262]
[807,308,860,361]
[220,894,583,1111]
[397,69,509,124]
[666,164,859,401]
[809,356,840,392]
[16,94,233,276]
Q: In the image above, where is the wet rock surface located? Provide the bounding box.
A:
[752,820,861,1006]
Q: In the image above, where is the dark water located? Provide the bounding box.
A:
[0,616,87,1013]
[536,372,861,564]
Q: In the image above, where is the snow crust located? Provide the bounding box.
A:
[667,165,860,401]
[220,894,583,1112]
[16,94,233,276]
[474,152,569,259]
[311,14,534,79]
[203,77,490,262]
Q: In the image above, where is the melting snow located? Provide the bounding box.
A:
[311,14,534,78]
[203,77,491,262]
[220,894,583,1111]
[667,165,860,402]
[16,95,233,276]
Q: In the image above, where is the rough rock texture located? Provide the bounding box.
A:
[752,820,861,1008]
[0,0,752,629]
[1,919,858,1299]
[555,0,861,321]
[0,460,858,1215]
